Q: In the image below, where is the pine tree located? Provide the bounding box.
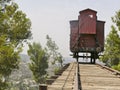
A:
[100,10,120,68]
[27,42,48,84]
[46,35,64,74]
[0,0,31,89]
[112,10,120,31]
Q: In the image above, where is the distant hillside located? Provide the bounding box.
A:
[19,54,30,63]
[63,57,76,64]
[9,54,38,89]
[9,54,77,89]
[19,54,76,64]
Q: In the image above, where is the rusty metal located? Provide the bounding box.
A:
[70,20,79,52]
[79,9,97,34]
[70,8,105,63]
[70,9,105,53]
[61,62,75,90]
[74,62,81,90]
[96,21,105,51]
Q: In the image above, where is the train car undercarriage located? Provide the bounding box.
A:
[72,51,99,64]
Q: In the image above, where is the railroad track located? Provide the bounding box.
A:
[79,63,120,90]
[47,62,76,90]
[40,62,120,90]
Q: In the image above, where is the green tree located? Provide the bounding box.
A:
[112,10,120,31]
[101,27,120,66]
[0,35,20,89]
[27,42,48,84]
[57,53,64,68]
[100,10,120,68]
[0,0,31,89]
[46,35,64,72]
[46,35,59,59]
[0,1,32,46]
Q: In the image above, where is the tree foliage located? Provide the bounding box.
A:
[46,35,58,57]
[0,1,32,47]
[100,10,120,69]
[0,0,32,89]
[46,35,64,68]
[0,36,20,89]
[112,10,120,31]
[27,42,48,84]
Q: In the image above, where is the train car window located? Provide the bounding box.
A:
[89,14,93,18]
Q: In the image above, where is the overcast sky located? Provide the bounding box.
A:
[16,0,120,57]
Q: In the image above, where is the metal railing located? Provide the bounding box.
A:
[74,62,81,90]
[61,63,75,90]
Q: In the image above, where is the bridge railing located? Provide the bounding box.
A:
[74,62,81,90]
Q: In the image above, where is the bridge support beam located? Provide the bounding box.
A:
[39,84,47,90]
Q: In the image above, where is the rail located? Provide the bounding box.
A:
[61,62,75,90]
[74,62,81,90]
[96,63,120,76]
[79,63,120,90]
[46,62,76,90]
[40,62,120,90]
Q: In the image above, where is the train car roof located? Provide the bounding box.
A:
[79,8,97,14]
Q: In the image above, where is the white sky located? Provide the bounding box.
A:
[16,0,120,57]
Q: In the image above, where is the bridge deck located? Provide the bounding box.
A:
[46,63,120,90]
[79,64,120,90]
[47,62,76,90]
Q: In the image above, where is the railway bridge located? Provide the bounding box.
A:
[39,62,120,90]
[39,9,120,90]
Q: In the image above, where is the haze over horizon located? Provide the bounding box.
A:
[16,0,120,57]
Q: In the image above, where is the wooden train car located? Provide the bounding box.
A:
[70,9,105,63]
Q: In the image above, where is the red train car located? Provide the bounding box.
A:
[79,9,97,34]
[70,20,79,52]
[70,9,105,63]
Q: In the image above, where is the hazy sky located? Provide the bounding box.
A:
[16,0,120,57]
